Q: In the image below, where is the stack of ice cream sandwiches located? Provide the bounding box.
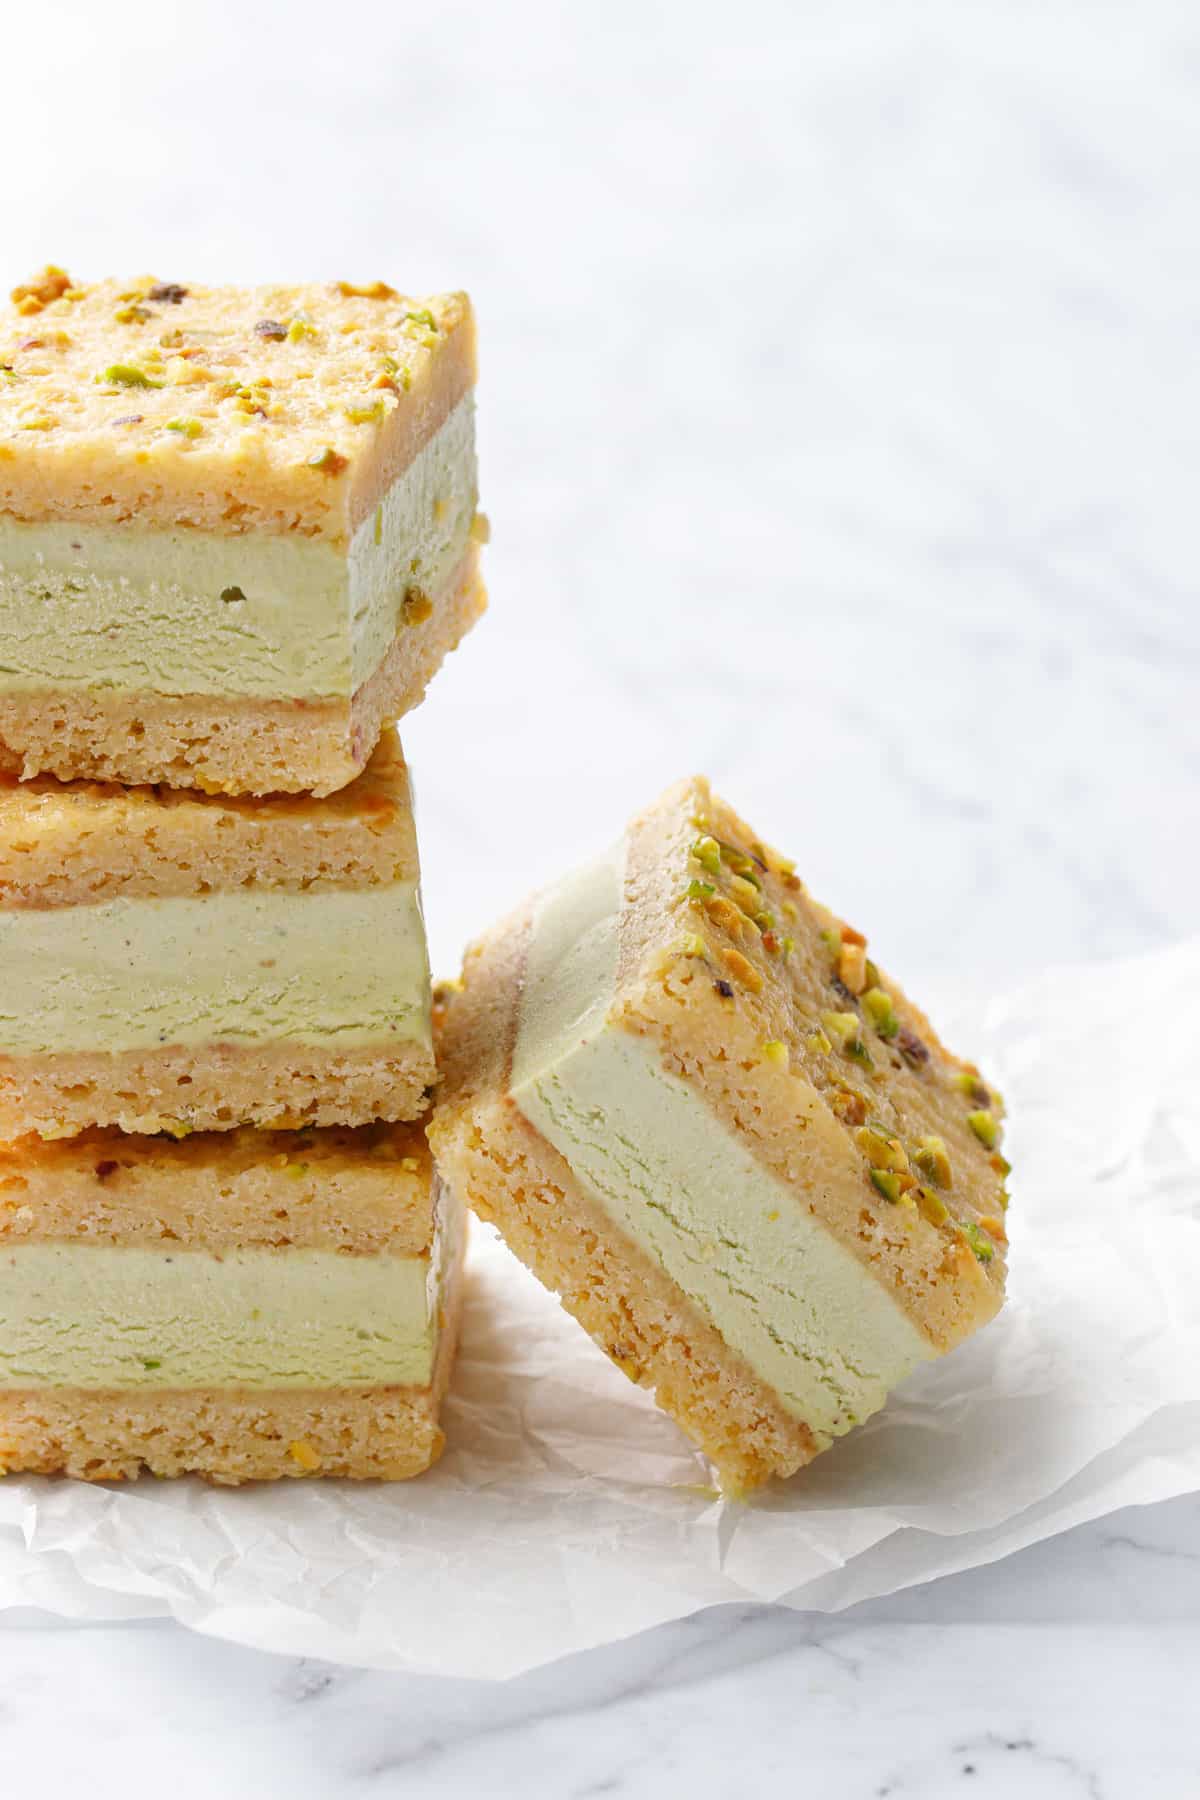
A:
[0,268,482,1482]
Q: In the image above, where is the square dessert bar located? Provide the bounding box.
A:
[0,730,436,1138]
[430,777,1010,1493]
[0,267,485,795]
[0,1120,464,1483]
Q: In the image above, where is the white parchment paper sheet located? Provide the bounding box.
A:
[1,938,1197,1678]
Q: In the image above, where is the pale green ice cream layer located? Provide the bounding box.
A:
[509,841,934,1446]
[0,884,432,1055]
[0,1244,436,1388]
[0,394,476,700]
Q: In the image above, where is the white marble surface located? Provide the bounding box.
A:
[2,1,1199,1792]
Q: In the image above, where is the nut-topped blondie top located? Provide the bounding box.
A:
[0,267,473,538]
[0,730,438,1138]
[430,777,1009,1492]
[0,267,485,793]
[0,1120,466,1484]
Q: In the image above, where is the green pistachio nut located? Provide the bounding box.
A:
[855,1126,909,1173]
[967,1110,999,1150]
[915,1185,950,1227]
[691,836,722,877]
[914,1135,953,1188]
[869,1168,904,1203]
[959,1219,995,1263]
[862,986,900,1040]
[102,363,162,389]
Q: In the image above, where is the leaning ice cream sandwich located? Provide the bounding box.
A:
[430,777,1009,1492]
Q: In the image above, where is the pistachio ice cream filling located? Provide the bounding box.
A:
[0,1244,439,1389]
[510,842,934,1444]
[0,884,432,1056]
[0,394,476,701]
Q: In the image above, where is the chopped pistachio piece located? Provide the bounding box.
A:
[830,1086,867,1125]
[378,352,412,391]
[869,1168,904,1204]
[953,1069,991,1105]
[915,1185,949,1227]
[305,446,347,475]
[729,874,760,913]
[760,1040,788,1068]
[165,417,202,438]
[344,399,386,425]
[718,841,758,880]
[691,835,722,877]
[898,1027,930,1066]
[855,1126,909,1173]
[821,1010,860,1047]
[821,1010,872,1067]
[101,363,163,389]
[686,878,715,902]
[680,933,706,959]
[967,1109,999,1150]
[914,1134,953,1188]
[959,1219,995,1263]
[287,313,318,342]
[862,986,900,1039]
[837,940,868,995]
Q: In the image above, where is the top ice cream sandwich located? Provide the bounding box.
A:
[0,267,485,795]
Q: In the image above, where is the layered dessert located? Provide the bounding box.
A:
[430,777,1010,1492]
[0,730,436,1137]
[0,1120,463,1482]
[0,267,485,794]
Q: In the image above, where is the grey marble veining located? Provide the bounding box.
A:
[3,1499,1200,1795]
[1,0,1198,1790]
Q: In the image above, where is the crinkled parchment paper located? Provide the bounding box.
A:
[2,939,1197,1677]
